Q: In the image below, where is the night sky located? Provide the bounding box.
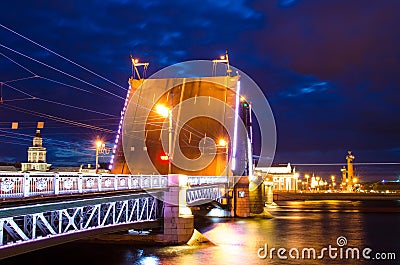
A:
[0,0,399,180]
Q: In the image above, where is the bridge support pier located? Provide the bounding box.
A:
[162,174,194,244]
[265,182,274,205]
[232,176,250,217]
[249,176,265,214]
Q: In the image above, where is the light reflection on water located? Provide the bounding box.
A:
[3,201,400,265]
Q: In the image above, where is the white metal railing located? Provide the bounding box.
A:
[187,176,229,186]
[0,172,168,199]
[0,194,159,249]
[187,185,223,205]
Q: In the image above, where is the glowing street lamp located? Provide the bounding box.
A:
[155,104,172,174]
[155,104,169,118]
[218,138,227,148]
[95,139,104,174]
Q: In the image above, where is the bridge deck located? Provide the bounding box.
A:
[0,191,164,259]
[0,173,231,259]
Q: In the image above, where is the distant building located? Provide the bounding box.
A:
[21,130,51,172]
[254,163,299,191]
[373,181,400,192]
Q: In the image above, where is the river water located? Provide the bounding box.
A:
[3,200,400,265]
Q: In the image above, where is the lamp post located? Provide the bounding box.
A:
[155,104,172,174]
[95,139,103,174]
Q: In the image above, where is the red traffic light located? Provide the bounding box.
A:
[159,153,169,162]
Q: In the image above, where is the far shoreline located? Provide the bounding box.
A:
[273,191,400,201]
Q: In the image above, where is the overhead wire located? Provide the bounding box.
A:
[0,128,96,150]
[4,82,118,118]
[0,136,91,153]
[0,129,94,147]
[0,25,231,155]
[0,104,115,133]
[1,53,98,96]
[2,97,36,103]
[0,138,100,156]
[0,116,119,130]
[2,48,210,146]
[2,76,38,84]
[0,52,120,145]
[0,23,128,91]
[37,76,99,95]
[0,31,124,154]
[0,140,28,146]
[0,52,37,75]
[0,43,125,100]
[1,54,119,122]
[0,134,32,142]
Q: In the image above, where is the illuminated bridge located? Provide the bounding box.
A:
[0,172,232,259]
[0,57,269,259]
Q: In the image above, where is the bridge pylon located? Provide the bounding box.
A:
[162,174,194,244]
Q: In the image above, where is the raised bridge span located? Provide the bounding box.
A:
[0,172,233,259]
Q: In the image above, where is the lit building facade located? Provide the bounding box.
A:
[254,163,299,191]
[21,130,51,172]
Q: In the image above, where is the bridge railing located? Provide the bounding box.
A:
[0,172,168,199]
[187,176,229,186]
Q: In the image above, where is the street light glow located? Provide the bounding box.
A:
[96,140,103,148]
[218,138,227,147]
[155,104,170,118]
[95,139,104,174]
[155,103,172,174]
